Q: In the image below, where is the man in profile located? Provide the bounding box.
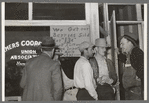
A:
[74,41,98,100]
[20,36,63,101]
[119,33,144,99]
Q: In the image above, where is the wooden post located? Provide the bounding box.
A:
[29,2,33,20]
[110,10,120,100]
[136,4,144,51]
[89,3,100,44]
[2,2,5,101]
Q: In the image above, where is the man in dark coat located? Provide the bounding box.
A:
[119,32,144,99]
[20,36,63,101]
[89,38,117,100]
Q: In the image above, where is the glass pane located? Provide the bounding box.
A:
[5,26,50,96]
[98,4,105,38]
[5,3,28,20]
[108,5,137,21]
[141,5,144,21]
[99,4,104,26]
[33,3,85,20]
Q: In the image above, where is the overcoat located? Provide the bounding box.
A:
[20,53,63,101]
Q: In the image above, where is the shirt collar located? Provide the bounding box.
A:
[80,56,88,61]
[95,53,105,60]
[42,52,52,58]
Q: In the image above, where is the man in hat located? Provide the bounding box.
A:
[20,36,63,101]
[74,41,98,100]
[118,32,144,99]
[89,38,117,100]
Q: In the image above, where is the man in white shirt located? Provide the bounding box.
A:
[74,41,98,100]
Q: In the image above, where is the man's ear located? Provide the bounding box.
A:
[95,47,98,51]
[94,47,98,54]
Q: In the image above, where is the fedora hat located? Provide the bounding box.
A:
[95,38,108,47]
[118,32,138,46]
[41,36,58,48]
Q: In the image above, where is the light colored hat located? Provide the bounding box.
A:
[95,38,108,47]
[79,41,94,52]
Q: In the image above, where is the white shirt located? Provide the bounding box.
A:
[55,59,74,90]
[61,69,74,89]
[74,56,98,100]
[95,54,113,84]
[95,54,109,77]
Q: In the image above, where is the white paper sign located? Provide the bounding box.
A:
[50,25,90,57]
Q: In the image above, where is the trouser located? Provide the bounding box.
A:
[96,83,115,100]
[125,87,142,100]
[76,88,95,100]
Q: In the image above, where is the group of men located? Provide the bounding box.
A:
[20,32,144,101]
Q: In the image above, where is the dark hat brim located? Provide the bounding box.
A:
[41,44,58,48]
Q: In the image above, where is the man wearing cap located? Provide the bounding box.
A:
[119,32,144,99]
[74,41,98,100]
[89,38,117,100]
[20,36,63,101]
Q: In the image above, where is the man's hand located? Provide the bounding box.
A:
[136,76,141,81]
[102,75,113,84]
[105,78,113,84]
[115,48,120,54]
[97,77,105,85]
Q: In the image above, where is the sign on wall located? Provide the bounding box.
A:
[5,27,50,96]
[5,27,50,66]
[50,25,90,57]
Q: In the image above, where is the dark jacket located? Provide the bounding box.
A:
[130,47,144,80]
[118,47,144,80]
[89,57,117,85]
[118,47,144,99]
[20,53,63,101]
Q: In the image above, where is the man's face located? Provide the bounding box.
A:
[120,38,131,54]
[86,46,94,57]
[96,46,106,56]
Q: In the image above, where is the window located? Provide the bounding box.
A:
[5,3,28,20]
[33,3,85,20]
[108,5,137,21]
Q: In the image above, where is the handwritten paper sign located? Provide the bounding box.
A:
[50,25,90,57]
